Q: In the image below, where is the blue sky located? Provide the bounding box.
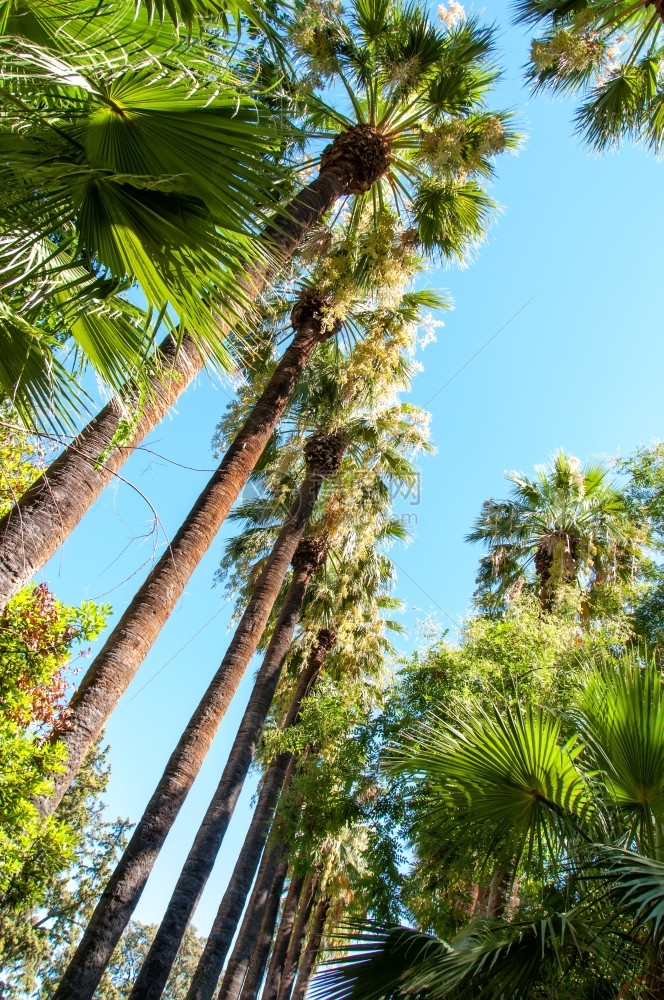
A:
[43,4,664,935]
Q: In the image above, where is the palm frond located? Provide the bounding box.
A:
[387,701,593,871]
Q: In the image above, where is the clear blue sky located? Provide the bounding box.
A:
[43,4,664,935]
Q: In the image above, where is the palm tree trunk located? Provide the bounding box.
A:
[290,897,330,1000]
[220,844,289,1000]
[129,539,329,1000]
[0,121,391,610]
[187,629,335,1000]
[0,333,199,609]
[37,344,340,818]
[275,876,319,1000]
[50,435,345,1000]
[186,754,295,1000]
[260,874,308,1000]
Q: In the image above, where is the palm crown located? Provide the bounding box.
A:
[286,0,519,260]
[467,451,643,611]
[517,0,664,149]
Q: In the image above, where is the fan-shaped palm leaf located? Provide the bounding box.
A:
[387,701,593,871]
[601,845,664,942]
[311,912,615,1000]
[579,650,664,852]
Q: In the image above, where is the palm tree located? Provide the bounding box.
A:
[128,328,420,999]
[467,450,642,611]
[35,294,341,816]
[231,847,294,1000]
[185,629,336,1000]
[516,0,664,149]
[123,374,427,997]
[312,650,664,1000]
[38,262,438,813]
[50,430,345,1000]
[0,0,511,609]
[269,872,320,1000]
[290,895,332,1000]
[129,536,331,1000]
[223,843,291,1000]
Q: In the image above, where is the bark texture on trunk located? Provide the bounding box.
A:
[51,440,344,1000]
[187,629,334,1000]
[290,897,330,1000]
[130,539,328,1000]
[0,334,200,609]
[0,157,352,610]
[275,875,319,1000]
[40,324,328,817]
[221,845,289,1000]
[185,754,294,1000]
[260,873,307,1000]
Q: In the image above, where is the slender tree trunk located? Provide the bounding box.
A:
[37,322,336,816]
[220,845,289,1000]
[260,874,307,1000]
[185,755,294,1000]
[51,435,345,1000]
[187,629,335,1000]
[290,897,330,1000]
[0,120,392,610]
[275,876,319,1000]
[0,333,199,609]
[130,540,329,1000]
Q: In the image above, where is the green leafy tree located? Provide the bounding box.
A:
[1,742,131,997]
[613,444,664,648]
[314,649,664,1000]
[0,583,109,918]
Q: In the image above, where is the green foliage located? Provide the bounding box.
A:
[287,0,519,264]
[0,411,45,516]
[467,450,645,613]
[516,0,664,150]
[0,738,132,995]
[389,702,592,874]
[322,645,664,1000]
[365,595,630,937]
[0,0,291,428]
[0,582,110,978]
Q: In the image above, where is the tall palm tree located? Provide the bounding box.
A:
[223,843,290,1000]
[467,450,642,611]
[129,535,331,1000]
[262,870,313,1000]
[185,629,336,1000]
[37,264,437,813]
[36,293,340,816]
[50,430,346,1000]
[0,0,511,608]
[135,331,418,999]
[125,373,426,997]
[290,895,332,1000]
[313,650,664,1000]
[516,0,664,149]
[270,871,320,1000]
